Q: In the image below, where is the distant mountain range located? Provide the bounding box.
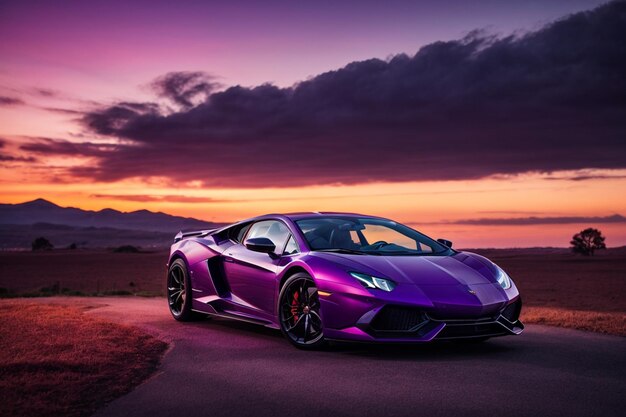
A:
[0,199,225,249]
[0,199,222,232]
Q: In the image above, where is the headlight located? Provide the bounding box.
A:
[350,272,396,292]
[496,266,512,290]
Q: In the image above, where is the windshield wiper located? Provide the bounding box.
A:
[379,249,450,256]
[314,248,381,256]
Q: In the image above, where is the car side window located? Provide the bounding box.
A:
[245,220,290,251]
[235,224,251,242]
[282,235,299,255]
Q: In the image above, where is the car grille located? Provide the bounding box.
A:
[370,306,428,332]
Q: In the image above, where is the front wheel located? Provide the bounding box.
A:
[279,273,325,349]
[167,258,197,321]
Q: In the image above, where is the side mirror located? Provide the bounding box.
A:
[437,238,453,248]
[245,237,276,254]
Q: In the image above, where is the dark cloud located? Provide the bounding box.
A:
[0,154,37,163]
[149,71,219,108]
[440,214,626,226]
[0,140,37,162]
[83,102,159,135]
[0,96,24,106]
[90,194,233,203]
[20,137,118,157]
[34,2,626,187]
[0,138,37,162]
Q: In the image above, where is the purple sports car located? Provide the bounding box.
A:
[167,212,523,348]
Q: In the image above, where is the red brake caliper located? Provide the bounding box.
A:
[291,291,299,322]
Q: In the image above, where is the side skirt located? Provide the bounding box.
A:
[191,308,280,329]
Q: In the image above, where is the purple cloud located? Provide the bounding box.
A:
[40,107,85,115]
[544,174,626,181]
[0,138,37,162]
[0,154,37,163]
[20,137,116,157]
[25,2,626,187]
[90,193,234,203]
[33,88,58,97]
[149,71,219,109]
[0,96,24,106]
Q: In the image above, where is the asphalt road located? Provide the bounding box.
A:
[83,297,625,417]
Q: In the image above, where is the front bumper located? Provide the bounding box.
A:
[322,297,524,343]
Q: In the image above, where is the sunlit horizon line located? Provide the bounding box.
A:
[4,195,624,223]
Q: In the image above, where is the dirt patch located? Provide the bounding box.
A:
[522,306,626,336]
[0,250,167,296]
[475,248,626,313]
[0,301,168,417]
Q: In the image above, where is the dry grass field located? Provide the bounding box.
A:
[0,302,168,417]
[1,247,624,335]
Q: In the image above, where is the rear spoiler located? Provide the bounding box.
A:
[174,229,216,243]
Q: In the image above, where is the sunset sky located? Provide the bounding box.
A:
[1,0,625,248]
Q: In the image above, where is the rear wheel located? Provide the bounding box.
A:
[279,273,325,349]
[167,259,197,321]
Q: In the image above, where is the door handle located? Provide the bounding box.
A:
[224,256,234,263]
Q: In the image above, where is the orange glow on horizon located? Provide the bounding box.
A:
[2,166,626,248]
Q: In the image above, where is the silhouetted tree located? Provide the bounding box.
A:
[32,237,53,251]
[570,228,606,256]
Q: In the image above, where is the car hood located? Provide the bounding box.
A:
[313,251,498,287]
[311,251,510,318]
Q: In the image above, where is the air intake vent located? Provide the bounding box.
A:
[370,306,427,331]
[501,298,522,322]
[436,322,507,339]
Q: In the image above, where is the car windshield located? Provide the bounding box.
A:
[295,216,451,256]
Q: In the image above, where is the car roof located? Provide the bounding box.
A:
[281,212,382,221]
[230,212,386,226]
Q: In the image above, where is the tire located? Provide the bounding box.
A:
[278,273,326,349]
[167,258,198,321]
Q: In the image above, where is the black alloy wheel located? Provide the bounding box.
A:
[279,273,325,349]
[167,258,196,321]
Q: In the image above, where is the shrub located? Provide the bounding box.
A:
[112,245,140,253]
